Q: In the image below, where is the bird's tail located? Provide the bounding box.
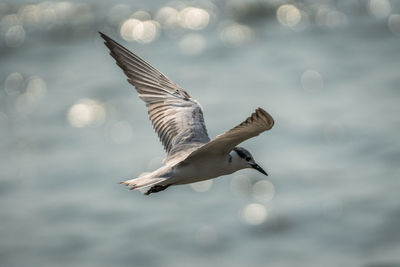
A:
[120,174,166,191]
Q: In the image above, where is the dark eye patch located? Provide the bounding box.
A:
[233,147,252,161]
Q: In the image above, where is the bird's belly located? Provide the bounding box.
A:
[170,159,233,185]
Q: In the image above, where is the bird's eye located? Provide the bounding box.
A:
[245,157,251,161]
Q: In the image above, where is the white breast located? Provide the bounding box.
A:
[169,152,243,185]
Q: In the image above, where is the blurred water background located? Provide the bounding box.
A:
[1,0,400,266]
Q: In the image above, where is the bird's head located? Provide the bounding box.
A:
[231,147,268,176]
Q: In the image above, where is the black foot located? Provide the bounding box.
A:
[145,184,171,195]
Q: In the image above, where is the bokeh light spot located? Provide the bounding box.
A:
[67,99,106,128]
[26,76,47,101]
[277,4,301,28]
[120,18,141,41]
[369,0,391,18]
[133,20,159,44]
[179,7,210,30]
[388,14,400,36]
[4,72,24,96]
[155,7,180,29]
[5,25,25,47]
[38,4,57,29]
[131,10,151,21]
[252,180,275,202]
[53,1,74,22]
[241,203,268,225]
[219,22,253,46]
[316,6,347,28]
[18,4,40,27]
[15,75,47,114]
[120,18,159,43]
[0,14,20,34]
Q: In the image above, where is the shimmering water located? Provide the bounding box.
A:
[1,1,400,266]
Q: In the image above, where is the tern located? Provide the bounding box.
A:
[100,32,274,195]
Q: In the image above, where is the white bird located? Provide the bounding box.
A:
[100,32,274,195]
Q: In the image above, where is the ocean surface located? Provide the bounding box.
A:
[1,0,400,266]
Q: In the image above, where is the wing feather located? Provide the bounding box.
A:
[183,108,274,162]
[100,32,210,155]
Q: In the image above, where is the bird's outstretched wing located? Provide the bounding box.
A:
[100,32,210,156]
[182,108,274,162]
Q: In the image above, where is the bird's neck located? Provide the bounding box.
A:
[226,151,247,173]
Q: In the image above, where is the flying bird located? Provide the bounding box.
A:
[100,32,274,195]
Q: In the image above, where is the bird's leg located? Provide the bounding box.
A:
[145,184,171,195]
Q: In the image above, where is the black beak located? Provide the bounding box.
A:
[250,163,268,176]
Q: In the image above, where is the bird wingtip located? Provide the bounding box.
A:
[256,107,267,113]
[255,107,274,128]
[99,32,111,42]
